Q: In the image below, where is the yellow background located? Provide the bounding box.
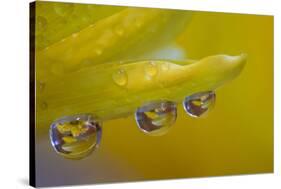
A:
[35,5,273,186]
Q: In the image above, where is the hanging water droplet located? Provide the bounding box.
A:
[135,101,177,136]
[112,69,128,87]
[145,61,158,78]
[50,114,102,159]
[183,91,216,117]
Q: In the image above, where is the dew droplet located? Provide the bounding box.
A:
[183,91,216,117]
[135,101,177,136]
[112,69,128,87]
[145,61,158,78]
[50,114,102,159]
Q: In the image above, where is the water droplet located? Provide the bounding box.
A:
[135,101,177,136]
[50,114,102,159]
[145,61,158,78]
[183,91,216,117]
[112,69,128,87]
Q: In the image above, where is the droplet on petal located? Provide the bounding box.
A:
[145,61,158,79]
[112,69,128,87]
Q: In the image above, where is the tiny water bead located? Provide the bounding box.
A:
[135,101,177,136]
[112,69,128,87]
[50,114,102,159]
[145,61,158,78]
[183,91,216,118]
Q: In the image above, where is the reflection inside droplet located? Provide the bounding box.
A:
[183,91,216,117]
[135,101,177,136]
[50,114,102,159]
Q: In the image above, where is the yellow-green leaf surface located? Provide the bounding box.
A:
[35,2,247,134]
[36,54,246,133]
[36,5,192,81]
[34,2,274,183]
[35,1,125,50]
